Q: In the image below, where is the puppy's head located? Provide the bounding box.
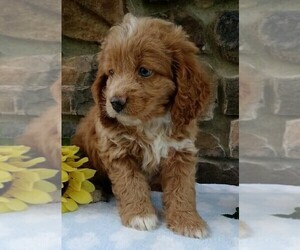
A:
[93,14,210,128]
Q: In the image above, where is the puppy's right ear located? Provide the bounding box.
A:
[91,69,116,128]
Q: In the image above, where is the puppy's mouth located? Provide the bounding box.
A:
[110,111,143,127]
[105,101,142,126]
[105,94,173,127]
[116,115,142,126]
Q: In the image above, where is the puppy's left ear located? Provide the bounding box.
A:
[92,68,116,128]
[171,37,210,128]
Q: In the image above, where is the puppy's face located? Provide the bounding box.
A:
[94,14,210,128]
[101,16,176,125]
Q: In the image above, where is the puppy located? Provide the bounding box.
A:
[73,14,210,238]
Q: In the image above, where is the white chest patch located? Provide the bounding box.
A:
[137,116,196,173]
[141,133,195,172]
[113,115,197,174]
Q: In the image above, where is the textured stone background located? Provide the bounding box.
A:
[0,0,239,185]
[240,2,300,185]
[61,0,239,185]
[0,0,60,144]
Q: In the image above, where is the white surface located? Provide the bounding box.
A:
[2,184,298,250]
[63,184,239,250]
[0,203,61,250]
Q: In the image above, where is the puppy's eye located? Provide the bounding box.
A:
[108,69,114,76]
[138,67,152,77]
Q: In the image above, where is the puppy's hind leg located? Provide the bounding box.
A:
[90,172,112,203]
[91,189,108,203]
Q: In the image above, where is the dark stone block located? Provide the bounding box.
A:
[0,118,29,139]
[16,87,55,115]
[194,0,215,9]
[222,77,239,115]
[150,11,171,20]
[229,120,239,159]
[71,87,94,116]
[145,0,172,3]
[196,131,226,158]
[62,0,110,42]
[62,95,71,114]
[81,54,99,87]
[62,54,98,86]
[62,119,80,139]
[273,77,300,116]
[62,36,100,58]
[196,160,238,185]
[258,11,300,64]
[150,11,206,51]
[214,11,239,63]
[73,0,125,25]
[174,12,206,50]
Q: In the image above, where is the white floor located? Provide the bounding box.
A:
[63,184,239,250]
[2,184,298,250]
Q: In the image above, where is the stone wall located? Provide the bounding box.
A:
[0,0,239,185]
[240,2,300,185]
[0,56,59,146]
[62,0,239,185]
[0,0,60,144]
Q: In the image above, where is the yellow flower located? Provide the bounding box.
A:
[0,146,58,213]
[61,146,96,213]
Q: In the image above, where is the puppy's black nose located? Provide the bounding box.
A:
[110,96,126,113]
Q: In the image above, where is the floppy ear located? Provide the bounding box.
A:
[91,68,116,128]
[171,39,210,128]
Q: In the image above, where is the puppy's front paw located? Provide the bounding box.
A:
[167,212,209,239]
[128,214,159,231]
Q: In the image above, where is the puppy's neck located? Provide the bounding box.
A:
[115,113,171,131]
[123,113,172,136]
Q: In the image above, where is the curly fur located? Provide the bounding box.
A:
[73,14,211,238]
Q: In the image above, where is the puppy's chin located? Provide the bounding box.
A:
[116,115,142,126]
[106,105,142,126]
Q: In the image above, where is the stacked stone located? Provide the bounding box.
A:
[240,2,300,185]
[61,0,239,185]
[0,0,61,144]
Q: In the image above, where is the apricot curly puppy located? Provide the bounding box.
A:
[73,14,211,238]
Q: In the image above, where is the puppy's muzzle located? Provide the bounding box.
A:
[110,96,127,113]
